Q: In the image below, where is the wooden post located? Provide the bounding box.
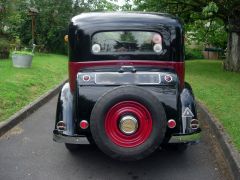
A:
[31,15,35,44]
[28,7,38,45]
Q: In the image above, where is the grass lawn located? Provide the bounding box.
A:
[186,60,240,151]
[0,53,68,122]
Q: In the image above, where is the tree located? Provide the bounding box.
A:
[134,0,240,72]
[121,0,133,11]
[186,19,227,49]
[0,0,7,35]
[88,0,119,11]
[2,0,118,54]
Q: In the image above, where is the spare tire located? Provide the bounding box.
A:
[90,85,167,161]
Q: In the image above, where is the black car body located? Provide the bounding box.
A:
[53,12,201,160]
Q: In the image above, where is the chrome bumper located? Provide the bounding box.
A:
[169,130,201,144]
[54,129,201,145]
[53,130,84,144]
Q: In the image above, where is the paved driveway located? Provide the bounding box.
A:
[0,96,231,180]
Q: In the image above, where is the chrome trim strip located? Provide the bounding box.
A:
[77,72,177,86]
[95,72,161,85]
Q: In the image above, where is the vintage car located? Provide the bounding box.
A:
[53,12,201,161]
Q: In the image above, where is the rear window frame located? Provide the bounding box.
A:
[90,30,166,56]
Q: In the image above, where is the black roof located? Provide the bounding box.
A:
[71,12,182,28]
[68,12,184,62]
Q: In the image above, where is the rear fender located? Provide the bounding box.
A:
[180,82,198,134]
[55,83,75,136]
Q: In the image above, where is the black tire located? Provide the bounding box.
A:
[65,143,81,152]
[90,85,167,161]
[86,135,96,145]
[161,134,172,147]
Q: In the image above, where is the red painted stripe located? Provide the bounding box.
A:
[69,60,185,92]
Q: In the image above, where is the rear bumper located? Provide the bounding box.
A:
[53,130,84,144]
[53,129,201,145]
[169,129,201,144]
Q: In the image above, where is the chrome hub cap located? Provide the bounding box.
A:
[119,115,138,135]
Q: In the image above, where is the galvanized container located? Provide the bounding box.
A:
[12,54,33,68]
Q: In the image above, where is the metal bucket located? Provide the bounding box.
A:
[12,54,33,68]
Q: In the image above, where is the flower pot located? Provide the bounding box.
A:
[12,54,33,68]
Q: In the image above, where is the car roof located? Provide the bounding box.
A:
[71,12,182,28]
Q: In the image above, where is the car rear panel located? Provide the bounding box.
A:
[75,66,180,135]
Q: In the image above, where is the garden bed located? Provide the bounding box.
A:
[0,53,67,122]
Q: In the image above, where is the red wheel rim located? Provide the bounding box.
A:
[105,101,153,148]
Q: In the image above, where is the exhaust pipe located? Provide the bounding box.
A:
[190,119,199,130]
[56,121,66,131]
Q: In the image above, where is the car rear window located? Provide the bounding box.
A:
[91,31,164,55]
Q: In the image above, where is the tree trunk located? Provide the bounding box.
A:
[224,32,240,72]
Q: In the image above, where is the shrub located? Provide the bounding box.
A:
[12,51,34,56]
[0,38,10,59]
[185,47,204,60]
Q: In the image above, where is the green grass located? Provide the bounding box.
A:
[186,60,240,150]
[0,53,68,122]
